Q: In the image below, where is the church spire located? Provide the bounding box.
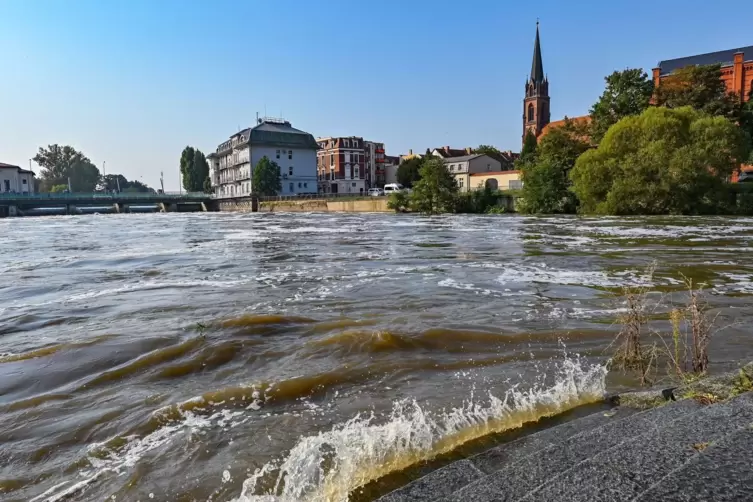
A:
[530,21,544,84]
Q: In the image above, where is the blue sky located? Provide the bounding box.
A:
[1,0,751,190]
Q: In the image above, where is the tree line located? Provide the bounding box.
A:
[32,144,155,193]
[519,65,753,215]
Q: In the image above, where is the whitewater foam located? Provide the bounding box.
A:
[233,355,607,502]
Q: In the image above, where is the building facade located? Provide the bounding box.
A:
[523,22,551,143]
[208,118,318,198]
[0,163,35,193]
[469,171,522,191]
[654,46,753,103]
[442,154,502,192]
[317,136,385,194]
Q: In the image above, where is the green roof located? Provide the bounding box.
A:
[248,121,319,149]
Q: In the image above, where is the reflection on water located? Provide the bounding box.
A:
[1,213,753,501]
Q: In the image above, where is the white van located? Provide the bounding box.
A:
[383,183,406,194]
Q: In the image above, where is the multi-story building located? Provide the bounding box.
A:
[363,141,386,188]
[208,118,318,198]
[316,136,374,194]
[0,162,35,193]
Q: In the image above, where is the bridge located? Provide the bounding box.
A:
[0,192,216,217]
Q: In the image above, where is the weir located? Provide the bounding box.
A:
[0,192,216,217]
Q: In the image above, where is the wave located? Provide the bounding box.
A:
[233,355,608,502]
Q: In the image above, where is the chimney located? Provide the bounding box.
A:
[409,149,413,155]
[444,146,451,153]
[465,147,473,154]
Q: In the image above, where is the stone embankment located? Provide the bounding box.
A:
[376,362,753,502]
[218,197,390,213]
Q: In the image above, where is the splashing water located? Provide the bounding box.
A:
[234,354,608,502]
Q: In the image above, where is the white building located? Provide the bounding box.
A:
[0,162,35,193]
[442,154,502,192]
[208,118,319,198]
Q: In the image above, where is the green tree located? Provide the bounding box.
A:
[387,191,410,212]
[396,157,423,187]
[570,106,745,215]
[521,130,538,160]
[252,156,282,196]
[739,89,753,163]
[33,144,100,192]
[50,184,68,193]
[519,126,590,214]
[180,146,210,192]
[203,176,213,194]
[409,157,458,214]
[590,68,654,143]
[654,64,738,119]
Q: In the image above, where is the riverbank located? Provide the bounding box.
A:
[374,361,753,502]
[217,196,391,213]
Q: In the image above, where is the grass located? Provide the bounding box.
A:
[609,266,719,387]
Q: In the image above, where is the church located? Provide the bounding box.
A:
[521,23,590,146]
[521,24,752,148]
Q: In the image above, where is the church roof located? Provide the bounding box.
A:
[658,46,753,76]
[530,23,545,84]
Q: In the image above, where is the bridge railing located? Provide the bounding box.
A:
[0,191,209,201]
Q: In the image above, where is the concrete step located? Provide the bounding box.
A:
[376,406,639,502]
[517,392,753,502]
[441,398,703,502]
[635,422,753,502]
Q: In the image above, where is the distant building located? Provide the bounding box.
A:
[653,46,753,103]
[384,155,401,185]
[442,154,502,192]
[0,163,35,193]
[317,136,385,194]
[431,146,475,159]
[470,171,522,191]
[208,118,318,198]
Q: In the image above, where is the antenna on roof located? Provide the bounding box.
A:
[256,112,259,124]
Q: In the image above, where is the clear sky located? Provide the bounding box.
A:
[1,0,751,190]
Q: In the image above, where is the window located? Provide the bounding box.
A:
[345,139,350,148]
[289,166,293,176]
[22,179,27,185]
[276,150,280,159]
[487,164,491,172]
[298,182,302,188]
[352,182,356,187]
[288,150,292,160]
[289,182,294,192]
[527,103,534,122]
[304,182,308,188]
[459,179,464,188]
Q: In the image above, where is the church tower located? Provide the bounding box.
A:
[523,21,550,142]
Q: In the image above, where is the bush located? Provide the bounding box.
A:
[387,191,410,212]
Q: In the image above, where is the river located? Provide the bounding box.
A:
[1,212,753,502]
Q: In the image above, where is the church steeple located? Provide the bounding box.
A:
[530,21,544,84]
[523,21,550,143]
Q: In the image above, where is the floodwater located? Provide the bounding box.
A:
[1,212,753,502]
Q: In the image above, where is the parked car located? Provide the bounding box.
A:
[368,188,385,197]
[383,183,407,194]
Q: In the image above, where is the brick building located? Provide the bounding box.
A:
[316,137,386,194]
[653,46,753,103]
[522,22,551,141]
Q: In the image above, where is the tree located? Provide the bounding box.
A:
[179,146,210,192]
[50,184,68,193]
[396,157,423,188]
[252,156,282,196]
[203,176,213,194]
[409,157,458,214]
[475,145,508,166]
[521,130,538,160]
[739,89,753,163]
[654,64,738,119]
[590,68,654,143]
[33,144,100,192]
[101,174,153,193]
[519,126,590,213]
[570,106,746,215]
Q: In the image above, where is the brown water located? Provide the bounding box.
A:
[2,213,753,502]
